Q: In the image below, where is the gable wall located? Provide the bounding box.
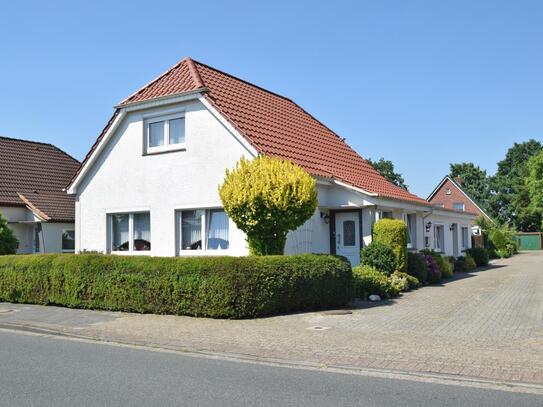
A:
[75,99,254,256]
[428,178,484,216]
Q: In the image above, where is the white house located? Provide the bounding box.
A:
[67,58,474,264]
[0,136,79,253]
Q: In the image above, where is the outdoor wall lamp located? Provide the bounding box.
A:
[320,212,330,224]
[425,221,432,232]
[449,225,455,231]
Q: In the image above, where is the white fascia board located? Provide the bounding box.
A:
[426,176,448,201]
[333,180,378,197]
[198,96,258,157]
[67,111,126,194]
[366,196,431,213]
[430,208,477,221]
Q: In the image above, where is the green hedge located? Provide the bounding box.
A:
[0,254,352,319]
[373,219,408,272]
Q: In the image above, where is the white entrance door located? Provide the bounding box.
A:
[335,212,360,265]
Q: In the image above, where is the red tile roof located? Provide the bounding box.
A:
[0,136,79,222]
[78,58,430,206]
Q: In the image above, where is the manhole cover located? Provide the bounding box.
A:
[322,310,352,316]
[306,326,331,331]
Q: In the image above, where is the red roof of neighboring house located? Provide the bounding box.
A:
[0,136,79,222]
[74,58,430,206]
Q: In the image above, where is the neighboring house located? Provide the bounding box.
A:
[67,57,474,264]
[0,136,79,254]
[427,175,491,244]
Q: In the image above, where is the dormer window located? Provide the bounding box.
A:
[145,113,185,153]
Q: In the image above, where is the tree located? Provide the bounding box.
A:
[491,140,543,230]
[367,158,408,190]
[0,213,18,255]
[525,150,543,230]
[448,163,492,211]
[219,156,318,255]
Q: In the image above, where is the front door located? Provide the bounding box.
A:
[335,212,360,265]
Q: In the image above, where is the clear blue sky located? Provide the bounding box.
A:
[1,1,541,197]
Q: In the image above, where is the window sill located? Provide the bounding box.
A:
[144,144,186,156]
[110,251,152,256]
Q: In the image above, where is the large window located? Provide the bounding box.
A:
[62,230,75,252]
[461,226,469,250]
[434,224,444,252]
[178,209,229,252]
[109,212,150,253]
[145,113,185,153]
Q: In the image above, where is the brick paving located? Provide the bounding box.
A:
[1,252,542,385]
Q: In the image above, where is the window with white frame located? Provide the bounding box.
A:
[453,202,465,211]
[461,226,469,250]
[109,212,150,252]
[178,209,229,252]
[145,113,185,153]
[434,224,444,252]
[406,213,416,249]
[62,230,75,252]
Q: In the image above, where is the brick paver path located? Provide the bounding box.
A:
[2,252,543,385]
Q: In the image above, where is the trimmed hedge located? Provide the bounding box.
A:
[373,219,408,272]
[0,254,352,319]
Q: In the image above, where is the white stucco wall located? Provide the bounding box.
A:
[425,211,475,256]
[75,99,254,256]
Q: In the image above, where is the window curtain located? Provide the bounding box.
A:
[206,210,229,250]
[133,213,151,250]
[434,226,443,250]
[182,210,203,250]
[112,214,129,251]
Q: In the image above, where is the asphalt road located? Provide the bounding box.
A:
[0,330,541,407]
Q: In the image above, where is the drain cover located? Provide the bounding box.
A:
[306,326,331,331]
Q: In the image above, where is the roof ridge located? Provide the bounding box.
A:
[185,57,205,88]
[120,58,189,105]
[191,58,294,103]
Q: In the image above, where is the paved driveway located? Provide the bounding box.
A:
[1,252,542,386]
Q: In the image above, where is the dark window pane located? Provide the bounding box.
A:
[133,213,151,251]
[169,118,185,144]
[149,121,164,147]
[182,210,204,250]
[111,214,129,251]
[343,220,356,246]
[62,230,75,251]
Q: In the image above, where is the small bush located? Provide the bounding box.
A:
[465,248,489,267]
[390,271,420,291]
[0,254,352,319]
[352,265,399,298]
[361,242,397,276]
[464,254,477,271]
[407,252,428,284]
[436,255,454,279]
[454,256,467,272]
[0,213,18,255]
[373,219,408,273]
[425,255,442,284]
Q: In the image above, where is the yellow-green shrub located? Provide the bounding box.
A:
[373,219,408,272]
[219,156,318,255]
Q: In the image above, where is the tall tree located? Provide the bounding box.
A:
[525,150,543,230]
[491,139,543,230]
[448,163,492,211]
[367,158,408,190]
